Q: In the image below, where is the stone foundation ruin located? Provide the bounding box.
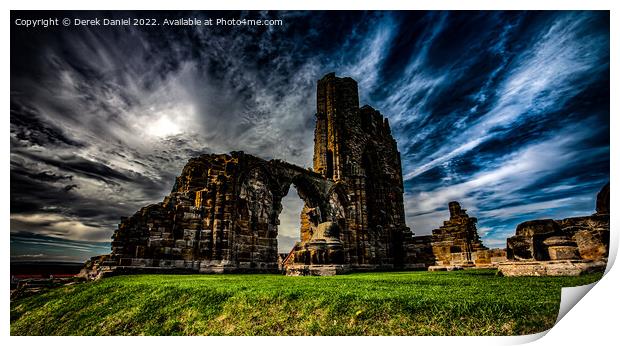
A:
[430,201,488,266]
[412,202,507,271]
[498,183,609,276]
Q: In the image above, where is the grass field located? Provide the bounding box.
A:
[10,269,603,336]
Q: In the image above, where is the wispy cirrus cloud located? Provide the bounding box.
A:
[376,12,609,245]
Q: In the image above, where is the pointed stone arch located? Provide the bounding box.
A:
[235,163,335,269]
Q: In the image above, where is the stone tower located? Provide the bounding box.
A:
[313,73,359,180]
[306,72,414,268]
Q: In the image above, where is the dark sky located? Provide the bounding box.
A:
[10,11,609,261]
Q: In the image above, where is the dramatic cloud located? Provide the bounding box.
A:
[10,11,609,260]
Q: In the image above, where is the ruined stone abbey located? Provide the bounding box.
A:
[89,73,419,275]
[82,73,609,278]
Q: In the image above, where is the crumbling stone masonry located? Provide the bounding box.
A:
[505,183,609,262]
[430,202,488,266]
[498,183,609,276]
[82,73,422,277]
[416,201,506,270]
[285,73,419,274]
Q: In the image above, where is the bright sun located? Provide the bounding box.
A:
[143,105,194,138]
[146,115,182,137]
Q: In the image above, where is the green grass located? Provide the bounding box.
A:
[10,270,603,336]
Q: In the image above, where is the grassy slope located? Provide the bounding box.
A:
[10,270,603,336]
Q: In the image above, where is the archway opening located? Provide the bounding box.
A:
[277,185,305,254]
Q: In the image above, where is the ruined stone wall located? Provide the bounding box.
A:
[405,201,506,270]
[506,213,609,262]
[312,73,413,268]
[506,183,610,262]
[499,184,609,276]
[108,152,340,273]
[90,72,420,277]
[428,202,489,266]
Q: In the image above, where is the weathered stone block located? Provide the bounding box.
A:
[547,246,580,260]
[596,182,610,215]
[183,229,197,240]
[515,219,560,237]
[507,235,533,260]
[575,229,609,260]
[498,260,606,276]
[183,212,200,220]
